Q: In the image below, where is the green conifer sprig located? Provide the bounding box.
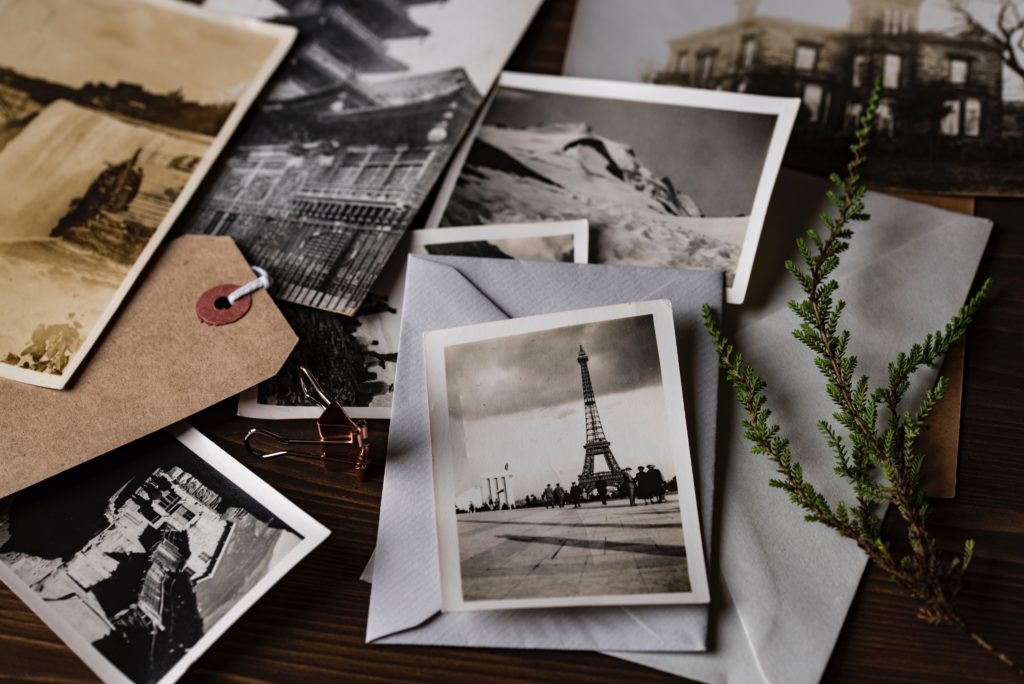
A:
[702,77,1018,675]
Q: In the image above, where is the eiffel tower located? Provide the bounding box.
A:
[576,345,623,492]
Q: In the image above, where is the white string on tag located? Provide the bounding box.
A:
[227,266,271,306]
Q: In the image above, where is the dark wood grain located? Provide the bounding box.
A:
[2,1,1022,682]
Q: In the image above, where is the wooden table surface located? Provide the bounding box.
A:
[2,2,1022,682]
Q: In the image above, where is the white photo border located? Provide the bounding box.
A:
[423,299,710,612]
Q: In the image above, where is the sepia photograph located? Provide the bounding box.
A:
[424,301,709,611]
[238,220,590,420]
[0,0,294,389]
[184,0,543,316]
[435,72,799,304]
[564,0,1024,195]
[0,425,328,684]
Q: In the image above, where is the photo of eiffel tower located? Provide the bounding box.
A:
[440,310,703,606]
[576,345,625,492]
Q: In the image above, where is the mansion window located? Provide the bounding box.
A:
[941,97,983,137]
[965,98,982,136]
[941,99,962,135]
[676,51,690,75]
[883,53,902,89]
[699,52,716,83]
[845,102,863,131]
[949,58,969,85]
[802,83,825,123]
[882,7,912,34]
[876,98,895,135]
[852,54,869,88]
[794,44,818,72]
[741,36,757,69]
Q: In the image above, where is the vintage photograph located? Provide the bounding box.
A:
[435,72,798,304]
[0,0,294,389]
[239,220,590,420]
[564,0,1024,195]
[184,0,543,316]
[0,425,328,684]
[424,301,709,611]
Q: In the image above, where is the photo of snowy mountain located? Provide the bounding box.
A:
[437,73,800,303]
[0,428,327,684]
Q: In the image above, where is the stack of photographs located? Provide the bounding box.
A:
[0,0,295,389]
[178,0,544,418]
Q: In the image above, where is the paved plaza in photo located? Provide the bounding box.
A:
[457,494,690,601]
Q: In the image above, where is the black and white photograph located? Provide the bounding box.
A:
[424,301,709,611]
[184,0,542,316]
[238,220,590,420]
[435,72,799,304]
[564,0,1024,195]
[0,0,293,389]
[0,425,328,684]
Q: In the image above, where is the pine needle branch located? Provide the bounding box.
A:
[704,76,1018,675]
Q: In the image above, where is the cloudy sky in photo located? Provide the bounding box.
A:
[444,314,684,497]
[565,0,1024,101]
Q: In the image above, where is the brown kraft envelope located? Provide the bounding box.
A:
[891,192,974,499]
[0,235,297,498]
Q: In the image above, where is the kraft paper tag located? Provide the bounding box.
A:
[0,235,297,498]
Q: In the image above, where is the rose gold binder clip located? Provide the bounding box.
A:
[244,367,372,480]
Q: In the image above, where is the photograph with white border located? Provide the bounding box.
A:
[0,424,328,684]
[424,300,710,612]
[432,71,799,304]
[237,220,590,420]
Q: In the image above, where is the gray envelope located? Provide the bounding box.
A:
[611,170,992,683]
[366,256,724,651]
[366,170,992,676]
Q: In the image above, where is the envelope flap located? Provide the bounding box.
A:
[0,235,297,498]
[367,257,509,641]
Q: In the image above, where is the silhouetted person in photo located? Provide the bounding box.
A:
[620,468,636,506]
[542,484,554,509]
[648,465,666,503]
[569,482,582,508]
[554,483,566,508]
[636,465,652,504]
[596,479,608,505]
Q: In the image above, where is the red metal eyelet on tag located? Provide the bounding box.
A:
[196,284,252,326]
